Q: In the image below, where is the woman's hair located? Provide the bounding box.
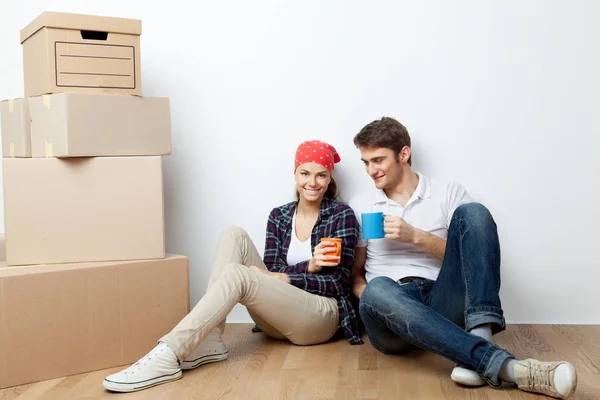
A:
[295,177,339,200]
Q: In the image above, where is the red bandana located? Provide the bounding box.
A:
[294,140,341,172]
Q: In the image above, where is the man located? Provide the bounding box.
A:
[348,117,577,399]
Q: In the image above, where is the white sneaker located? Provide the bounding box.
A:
[514,359,577,399]
[103,342,182,393]
[451,366,486,386]
[181,336,228,370]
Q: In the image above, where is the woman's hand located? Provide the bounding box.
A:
[308,241,341,273]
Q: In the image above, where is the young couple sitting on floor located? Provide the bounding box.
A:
[103,117,578,399]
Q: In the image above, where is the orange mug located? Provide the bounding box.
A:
[320,237,342,257]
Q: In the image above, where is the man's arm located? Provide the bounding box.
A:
[351,246,367,299]
[384,215,446,261]
[412,229,446,261]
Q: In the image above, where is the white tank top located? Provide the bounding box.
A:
[286,211,312,266]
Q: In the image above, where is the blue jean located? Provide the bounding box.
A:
[359,202,515,386]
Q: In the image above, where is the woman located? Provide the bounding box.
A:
[103,140,363,393]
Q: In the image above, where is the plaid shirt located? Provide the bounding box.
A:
[263,197,363,345]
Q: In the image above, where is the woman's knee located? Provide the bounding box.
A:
[220,225,250,241]
[219,263,252,283]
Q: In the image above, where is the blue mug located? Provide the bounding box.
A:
[361,212,385,239]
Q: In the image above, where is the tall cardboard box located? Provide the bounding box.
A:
[20,11,142,97]
[29,93,172,157]
[2,156,165,266]
[0,98,31,158]
[0,255,190,389]
[0,235,5,261]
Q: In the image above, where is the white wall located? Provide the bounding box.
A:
[1,1,598,324]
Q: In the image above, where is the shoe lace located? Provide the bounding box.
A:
[527,362,552,392]
[124,346,164,375]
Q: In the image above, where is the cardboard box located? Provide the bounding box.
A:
[0,254,190,389]
[0,98,31,158]
[29,93,172,157]
[20,11,142,97]
[0,234,5,261]
[2,156,165,266]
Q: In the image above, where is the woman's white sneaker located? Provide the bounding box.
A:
[103,342,182,393]
[181,337,229,370]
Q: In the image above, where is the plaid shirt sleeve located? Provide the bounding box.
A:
[263,208,309,274]
[286,206,358,299]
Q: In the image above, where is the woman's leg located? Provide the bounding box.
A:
[161,260,339,361]
[103,226,338,393]
[195,226,269,340]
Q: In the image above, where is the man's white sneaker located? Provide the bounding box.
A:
[181,337,228,370]
[514,359,577,399]
[103,342,182,393]
[451,365,486,386]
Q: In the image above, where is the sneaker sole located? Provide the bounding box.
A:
[181,351,229,370]
[103,370,182,393]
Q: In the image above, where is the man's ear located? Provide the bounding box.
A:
[399,146,411,164]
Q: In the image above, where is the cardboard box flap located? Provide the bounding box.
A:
[0,255,186,278]
[20,11,142,43]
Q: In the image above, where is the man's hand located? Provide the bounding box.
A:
[308,240,341,273]
[249,265,290,283]
[384,215,417,243]
[382,217,448,261]
[353,281,367,299]
[351,246,368,299]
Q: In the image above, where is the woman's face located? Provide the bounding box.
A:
[294,162,331,203]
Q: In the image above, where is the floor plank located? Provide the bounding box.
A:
[1,324,598,399]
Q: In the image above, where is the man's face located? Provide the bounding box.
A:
[359,147,403,190]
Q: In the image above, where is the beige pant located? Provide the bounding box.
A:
[160,226,340,361]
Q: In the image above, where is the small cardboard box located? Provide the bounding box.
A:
[0,254,190,389]
[2,156,165,266]
[20,11,142,97]
[30,93,172,158]
[0,98,32,158]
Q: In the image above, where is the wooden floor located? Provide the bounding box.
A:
[1,324,599,400]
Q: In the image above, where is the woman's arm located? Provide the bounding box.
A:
[286,206,359,298]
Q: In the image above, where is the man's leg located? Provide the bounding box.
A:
[426,202,505,385]
[429,203,504,335]
[361,203,578,398]
[360,276,511,386]
[359,278,419,355]
[427,203,577,398]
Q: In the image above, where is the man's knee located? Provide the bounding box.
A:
[359,277,407,324]
[360,276,396,308]
[453,202,496,229]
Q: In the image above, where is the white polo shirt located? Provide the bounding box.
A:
[348,172,472,282]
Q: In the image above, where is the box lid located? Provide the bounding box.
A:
[20,11,142,43]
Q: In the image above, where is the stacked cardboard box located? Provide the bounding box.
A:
[0,11,190,388]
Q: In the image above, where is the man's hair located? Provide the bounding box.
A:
[353,117,412,165]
